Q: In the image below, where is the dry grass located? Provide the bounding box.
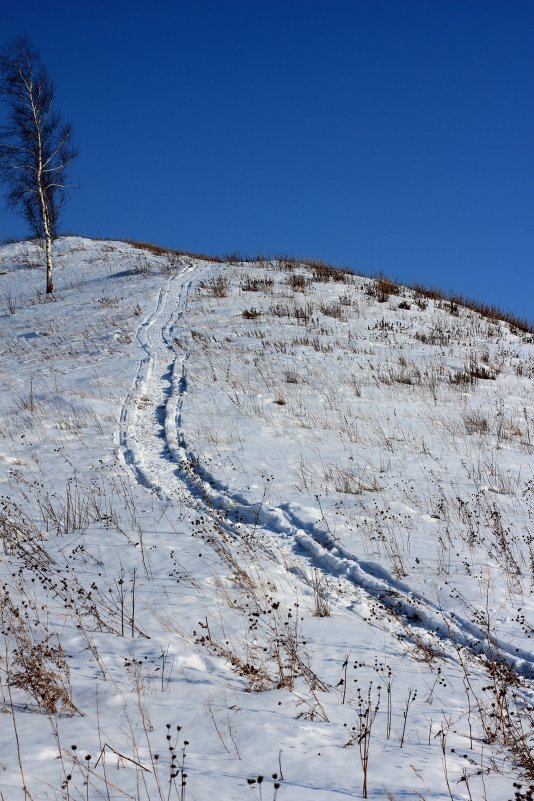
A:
[201,274,230,298]
[1,592,79,714]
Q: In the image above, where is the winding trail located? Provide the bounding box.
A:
[118,261,207,494]
[118,261,534,681]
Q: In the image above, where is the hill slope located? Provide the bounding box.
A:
[0,237,533,800]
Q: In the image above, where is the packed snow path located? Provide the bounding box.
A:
[118,262,534,681]
[118,261,209,492]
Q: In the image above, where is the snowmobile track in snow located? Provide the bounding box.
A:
[117,263,534,682]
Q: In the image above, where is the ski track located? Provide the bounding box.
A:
[117,264,534,682]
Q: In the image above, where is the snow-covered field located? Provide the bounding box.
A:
[0,237,533,800]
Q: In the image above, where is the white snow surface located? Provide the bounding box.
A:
[0,237,533,800]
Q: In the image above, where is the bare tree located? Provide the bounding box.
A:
[0,37,77,293]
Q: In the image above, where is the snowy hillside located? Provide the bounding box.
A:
[0,237,533,801]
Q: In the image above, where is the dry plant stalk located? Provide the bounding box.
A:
[1,594,80,715]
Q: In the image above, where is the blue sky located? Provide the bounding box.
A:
[1,1,533,319]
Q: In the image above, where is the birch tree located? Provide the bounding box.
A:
[0,37,77,293]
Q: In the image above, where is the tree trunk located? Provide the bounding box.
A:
[45,235,53,294]
[29,84,54,295]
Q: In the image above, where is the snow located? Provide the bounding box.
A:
[0,236,533,799]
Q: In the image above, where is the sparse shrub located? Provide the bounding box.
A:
[241,276,274,292]
[324,464,381,494]
[408,279,533,333]
[287,273,309,292]
[446,299,459,316]
[242,308,261,319]
[307,259,351,283]
[2,596,79,714]
[346,682,381,798]
[463,410,490,434]
[450,367,477,386]
[204,275,229,298]
[9,637,78,714]
[310,570,330,617]
[125,239,171,257]
[124,238,224,263]
[467,359,497,381]
[367,275,398,303]
[163,251,183,272]
[269,302,292,318]
[134,254,151,274]
[224,250,244,264]
[3,290,16,314]
[293,302,314,324]
[319,301,346,320]
[450,354,498,384]
[97,295,120,308]
[414,295,428,310]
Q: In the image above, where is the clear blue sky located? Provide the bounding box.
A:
[1,0,533,319]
